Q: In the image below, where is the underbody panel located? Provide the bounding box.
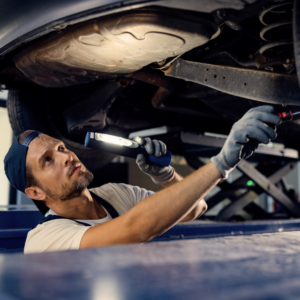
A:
[0,0,254,58]
[14,8,220,87]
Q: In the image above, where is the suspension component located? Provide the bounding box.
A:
[259,2,293,54]
[163,58,300,105]
[258,2,294,70]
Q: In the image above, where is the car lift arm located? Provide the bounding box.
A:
[217,161,300,220]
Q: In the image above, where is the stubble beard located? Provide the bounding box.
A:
[45,169,94,201]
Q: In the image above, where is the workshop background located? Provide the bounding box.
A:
[0,89,299,218]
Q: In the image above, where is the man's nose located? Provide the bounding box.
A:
[57,151,74,167]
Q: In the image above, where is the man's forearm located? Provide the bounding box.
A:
[161,171,207,222]
[161,171,183,188]
[127,162,222,242]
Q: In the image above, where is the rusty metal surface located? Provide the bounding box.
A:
[129,68,176,91]
[14,8,219,88]
[165,58,300,105]
[130,68,220,117]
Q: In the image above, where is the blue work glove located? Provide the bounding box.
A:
[211,105,281,178]
[134,137,175,185]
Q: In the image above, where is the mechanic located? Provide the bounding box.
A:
[4,105,280,254]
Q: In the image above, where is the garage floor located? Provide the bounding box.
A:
[1,231,300,300]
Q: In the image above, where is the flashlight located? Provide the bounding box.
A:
[84,132,172,167]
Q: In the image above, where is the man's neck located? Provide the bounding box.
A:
[45,189,107,220]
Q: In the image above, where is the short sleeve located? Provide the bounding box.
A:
[130,185,155,206]
[107,183,154,207]
[90,183,155,213]
[24,219,90,254]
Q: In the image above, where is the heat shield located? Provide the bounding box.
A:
[15,8,220,87]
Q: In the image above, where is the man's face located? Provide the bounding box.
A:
[26,134,93,201]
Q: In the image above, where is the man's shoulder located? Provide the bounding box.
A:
[24,218,89,254]
[90,183,154,199]
[28,218,86,236]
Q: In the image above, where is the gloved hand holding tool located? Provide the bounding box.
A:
[211,105,281,178]
[84,132,174,184]
[134,136,175,185]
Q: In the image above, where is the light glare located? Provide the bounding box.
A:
[95,133,134,147]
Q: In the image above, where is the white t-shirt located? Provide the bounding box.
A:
[24,183,154,254]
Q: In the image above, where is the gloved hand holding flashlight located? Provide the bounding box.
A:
[211,105,281,178]
[134,137,175,185]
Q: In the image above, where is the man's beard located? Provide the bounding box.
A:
[44,168,94,201]
[61,169,94,201]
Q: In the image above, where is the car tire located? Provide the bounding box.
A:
[7,88,115,171]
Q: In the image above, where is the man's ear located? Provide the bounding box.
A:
[25,186,46,201]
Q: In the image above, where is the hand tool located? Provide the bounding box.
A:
[84,132,172,167]
[278,110,300,121]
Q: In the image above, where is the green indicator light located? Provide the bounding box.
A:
[247,180,253,186]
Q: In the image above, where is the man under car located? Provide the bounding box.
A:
[4,105,281,253]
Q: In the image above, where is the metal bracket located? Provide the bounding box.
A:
[164,58,300,105]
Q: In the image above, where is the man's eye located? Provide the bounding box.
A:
[45,157,52,165]
[58,145,65,151]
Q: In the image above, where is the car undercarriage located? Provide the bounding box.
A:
[1,0,300,171]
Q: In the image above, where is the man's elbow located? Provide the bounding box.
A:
[194,199,207,219]
[199,200,208,216]
[183,200,208,222]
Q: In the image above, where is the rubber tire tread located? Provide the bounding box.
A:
[7,88,114,171]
